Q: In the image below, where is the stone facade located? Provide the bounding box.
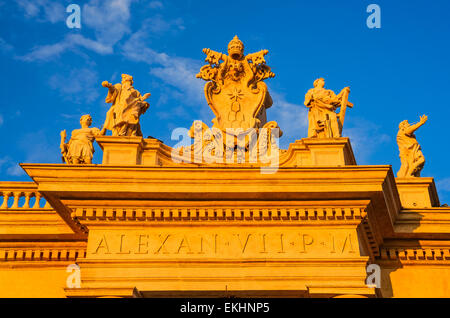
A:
[0,37,449,298]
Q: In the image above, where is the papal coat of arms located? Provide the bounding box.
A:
[196,35,281,134]
[192,36,282,161]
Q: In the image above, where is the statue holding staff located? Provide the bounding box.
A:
[304,78,352,138]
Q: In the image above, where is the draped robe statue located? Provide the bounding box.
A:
[60,114,101,164]
[397,115,428,177]
[304,78,352,138]
[101,74,151,137]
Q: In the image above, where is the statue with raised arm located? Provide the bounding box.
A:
[397,115,428,177]
[60,114,101,164]
[304,78,352,138]
[101,74,151,137]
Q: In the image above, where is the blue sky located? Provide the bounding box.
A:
[0,0,449,203]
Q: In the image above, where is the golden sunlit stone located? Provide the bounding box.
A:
[0,37,449,298]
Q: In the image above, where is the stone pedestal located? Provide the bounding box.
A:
[395,177,440,208]
[141,138,165,166]
[96,136,144,165]
[303,137,356,166]
[96,136,166,166]
[283,137,356,167]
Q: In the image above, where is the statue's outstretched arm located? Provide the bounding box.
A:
[405,115,428,135]
[102,81,116,93]
[142,93,151,101]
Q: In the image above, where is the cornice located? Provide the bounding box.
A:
[69,204,368,224]
[391,207,450,239]
[377,247,450,263]
[0,241,87,263]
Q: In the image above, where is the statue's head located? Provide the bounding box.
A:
[80,114,92,127]
[228,35,244,60]
[121,74,133,85]
[399,120,410,130]
[314,78,325,88]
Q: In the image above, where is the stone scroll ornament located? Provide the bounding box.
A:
[397,115,427,177]
[304,78,353,138]
[101,74,151,137]
[193,35,282,159]
[60,115,101,164]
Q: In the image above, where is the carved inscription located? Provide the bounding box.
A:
[87,229,359,259]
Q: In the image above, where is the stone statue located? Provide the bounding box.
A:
[397,115,428,177]
[101,74,151,137]
[304,78,352,138]
[60,114,101,164]
[196,35,276,132]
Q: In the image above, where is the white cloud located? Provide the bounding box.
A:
[437,178,450,192]
[121,23,207,118]
[19,0,134,61]
[268,90,308,147]
[83,0,133,48]
[0,156,9,168]
[18,1,184,64]
[6,165,26,177]
[122,18,308,134]
[19,40,67,61]
[18,130,59,164]
[0,37,14,54]
[16,0,39,16]
[149,1,163,9]
[70,34,114,54]
[19,33,113,61]
[144,15,185,34]
[344,117,391,164]
[15,0,65,24]
[150,57,205,104]
[0,156,26,177]
[49,67,99,104]
[0,131,60,177]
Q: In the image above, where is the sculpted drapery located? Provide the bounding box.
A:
[397,115,428,177]
[60,114,101,164]
[304,78,351,138]
[102,74,151,137]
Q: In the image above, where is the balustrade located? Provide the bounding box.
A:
[0,182,50,209]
